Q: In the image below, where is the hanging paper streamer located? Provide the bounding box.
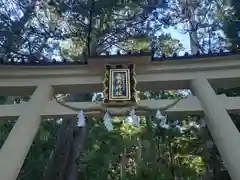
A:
[199,117,206,127]
[155,109,168,129]
[77,110,86,127]
[171,120,179,126]
[124,109,140,128]
[156,109,165,120]
[103,112,114,131]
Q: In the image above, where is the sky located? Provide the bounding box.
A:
[164,26,191,55]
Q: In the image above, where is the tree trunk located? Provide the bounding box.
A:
[64,126,87,180]
[42,93,89,180]
[120,148,127,180]
[42,119,75,180]
[145,114,158,179]
[136,137,142,176]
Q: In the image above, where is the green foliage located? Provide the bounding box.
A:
[0,95,208,180]
[223,0,240,49]
[119,33,183,55]
[17,120,61,180]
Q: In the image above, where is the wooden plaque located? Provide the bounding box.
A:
[103,64,137,107]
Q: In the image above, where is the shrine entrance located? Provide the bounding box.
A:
[0,52,240,180]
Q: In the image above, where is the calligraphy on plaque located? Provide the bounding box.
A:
[103,64,137,106]
[109,69,130,100]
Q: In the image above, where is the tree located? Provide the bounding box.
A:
[223,0,240,49]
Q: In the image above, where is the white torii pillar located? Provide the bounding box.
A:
[191,78,240,180]
[0,85,53,180]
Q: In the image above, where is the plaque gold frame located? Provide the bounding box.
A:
[109,69,131,101]
[103,63,137,107]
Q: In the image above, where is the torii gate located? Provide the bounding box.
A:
[0,52,240,180]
